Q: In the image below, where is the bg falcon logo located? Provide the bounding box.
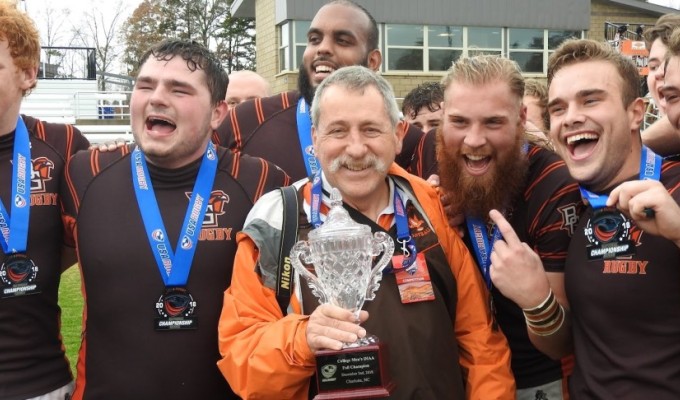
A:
[31,157,54,192]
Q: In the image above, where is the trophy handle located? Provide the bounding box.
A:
[365,232,395,301]
[289,241,328,304]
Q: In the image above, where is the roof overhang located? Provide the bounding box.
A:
[607,0,678,15]
[231,0,255,18]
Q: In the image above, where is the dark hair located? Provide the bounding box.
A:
[548,39,639,107]
[402,82,444,118]
[329,0,379,51]
[138,39,228,105]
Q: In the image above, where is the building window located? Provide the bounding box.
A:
[385,25,502,72]
[508,29,582,75]
[279,20,310,72]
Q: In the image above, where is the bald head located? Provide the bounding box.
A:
[226,70,271,109]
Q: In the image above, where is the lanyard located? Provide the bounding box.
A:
[579,146,662,209]
[393,189,417,273]
[131,142,218,287]
[0,116,31,254]
[466,217,502,290]
[296,98,320,177]
[309,174,417,272]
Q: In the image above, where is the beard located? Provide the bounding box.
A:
[298,65,316,106]
[437,127,529,220]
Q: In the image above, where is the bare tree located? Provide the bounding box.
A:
[72,0,126,90]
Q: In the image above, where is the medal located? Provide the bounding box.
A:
[584,208,635,260]
[154,286,198,330]
[132,142,218,331]
[0,253,40,298]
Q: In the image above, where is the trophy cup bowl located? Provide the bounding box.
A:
[290,188,396,399]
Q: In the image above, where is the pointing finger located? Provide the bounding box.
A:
[489,209,520,246]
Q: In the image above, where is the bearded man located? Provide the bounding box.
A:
[436,55,582,400]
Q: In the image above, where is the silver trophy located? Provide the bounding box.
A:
[290,188,394,347]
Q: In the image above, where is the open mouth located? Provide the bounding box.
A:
[312,63,337,81]
[145,116,176,134]
[463,154,491,175]
[566,133,598,159]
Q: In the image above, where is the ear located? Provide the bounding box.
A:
[210,100,229,130]
[627,97,645,132]
[367,49,382,72]
[519,103,528,127]
[395,120,407,155]
[19,66,38,93]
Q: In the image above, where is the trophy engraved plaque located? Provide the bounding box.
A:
[291,188,396,399]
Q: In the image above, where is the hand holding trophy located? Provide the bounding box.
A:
[291,188,395,399]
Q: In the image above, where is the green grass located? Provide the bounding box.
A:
[58,265,83,377]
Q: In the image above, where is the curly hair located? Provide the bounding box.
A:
[0,1,40,92]
[401,82,444,119]
[138,39,228,106]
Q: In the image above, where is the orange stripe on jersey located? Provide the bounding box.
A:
[412,132,428,178]
[36,120,46,140]
[72,233,89,400]
[254,158,269,200]
[255,98,265,124]
[525,160,562,197]
[230,108,242,151]
[281,92,290,109]
[231,151,241,178]
[90,151,101,175]
[64,162,81,211]
[64,125,74,157]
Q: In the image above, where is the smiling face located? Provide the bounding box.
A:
[548,60,644,191]
[438,79,527,217]
[313,84,403,211]
[298,3,381,104]
[662,56,680,130]
[647,38,668,115]
[130,56,227,168]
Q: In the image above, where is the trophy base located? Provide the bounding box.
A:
[314,337,394,400]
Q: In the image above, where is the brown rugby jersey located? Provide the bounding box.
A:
[60,144,289,400]
[566,160,680,399]
[0,115,89,400]
[456,145,582,389]
[213,90,424,180]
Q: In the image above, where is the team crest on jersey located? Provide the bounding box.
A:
[30,157,54,192]
[584,208,635,260]
[184,190,234,241]
[558,203,579,236]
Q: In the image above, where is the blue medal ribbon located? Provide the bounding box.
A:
[309,171,324,228]
[0,116,31,254]
[466,217,502,290]
[296,98,320,177]
[393,190,417,273]
[579,146,662,209]
[131,142,218,287]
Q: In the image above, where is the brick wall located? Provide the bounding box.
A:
[589,0,659,42]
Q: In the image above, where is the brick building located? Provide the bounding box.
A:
[231,0,677,97]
